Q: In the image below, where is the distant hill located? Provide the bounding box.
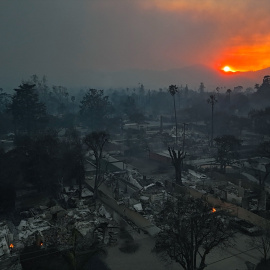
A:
[3,66,269,91]
[83,66,270,91]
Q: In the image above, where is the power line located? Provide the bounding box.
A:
[10,222,154,262]
[18,237,261,266]
[19,248,67,262]
[12,246,57,257]
[207,247,258,266]
[10,214,263,267]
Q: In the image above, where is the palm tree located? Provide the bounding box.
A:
[168,85,178,144]
[207,94,217,147]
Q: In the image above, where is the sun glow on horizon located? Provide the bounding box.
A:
[222,66,235,72]
[216,41,270,73]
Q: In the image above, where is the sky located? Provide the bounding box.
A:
[1,0,270,88]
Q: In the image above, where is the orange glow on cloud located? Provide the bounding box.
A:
[140,0,224,13]
[139,1,270,72]
[216,42,270,72]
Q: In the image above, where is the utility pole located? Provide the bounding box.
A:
[207,94,217,147]
[168,85,178,145]
[160,115,163,133]
[182,122,188,152]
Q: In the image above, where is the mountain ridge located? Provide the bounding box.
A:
[82,66,270,91]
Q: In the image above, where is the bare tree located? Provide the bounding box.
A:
[168,147,185,185]
[84,131,109,200]
[155,196,234,270]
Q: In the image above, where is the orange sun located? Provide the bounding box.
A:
[222,66,235,72]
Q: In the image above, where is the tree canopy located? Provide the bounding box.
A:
[9,83,47,136]
[249,107,270,135]
[80,89,112,130]
[214,135,242,173]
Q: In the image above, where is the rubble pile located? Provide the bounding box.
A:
[17,218,51,246]
[0,221,13,257]
[1,192,119,263]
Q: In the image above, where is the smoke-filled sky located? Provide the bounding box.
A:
[1,0,270,87]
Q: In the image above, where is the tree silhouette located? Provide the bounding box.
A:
[62,128,85,199]
[0,88,10,113]
[52,85,69,115]
[199,82,205,94]
[84,131,109,200]
[214,135,242,173]
[226,89,232,105]
[80,89,111,130]
[207,94,217,147]
[155,196,234,270]
[168,147,185,185]
[168,85,178,144]
[9,83,47,136]
[15,131,61,194]
[248,107,270,135]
